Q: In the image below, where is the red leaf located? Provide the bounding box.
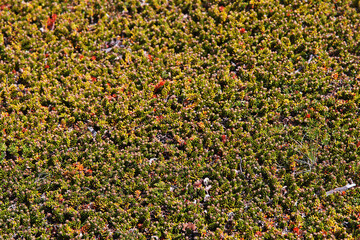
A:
[0,4,10,11]
[154,80,165,93]
[357,141,360,148]
[156,115,164,122]
[46,14,57,29]
[239,28,246,33]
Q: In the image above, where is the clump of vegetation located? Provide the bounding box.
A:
[1,0,360,239]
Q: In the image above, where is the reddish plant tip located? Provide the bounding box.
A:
[156,115,164,121]
[0,4,10,10]
[306,113,311,118]
[91,56,96,60]
[46,14,57,29]
[240,28,246,33]
[219,6,225,12]
[154,80,166,93]
[157,80,165,87]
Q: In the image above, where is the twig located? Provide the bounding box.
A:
[326,181,356,196]
[100,39,124,53]
[293,54,318,74]
[294,66,303,74]
[88,126,97,138]
[307,54,315,64]
[236,157,244,177]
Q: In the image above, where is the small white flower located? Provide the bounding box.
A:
[203,178,210,186]
[115,55,123,60]
[227,212,235,219]
[140,0,148,6]
[204,194,211,202]
[149,158,157,165]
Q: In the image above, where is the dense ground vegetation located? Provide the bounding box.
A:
[1,0,360,239]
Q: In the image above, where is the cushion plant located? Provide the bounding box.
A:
[0,0,360,239]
